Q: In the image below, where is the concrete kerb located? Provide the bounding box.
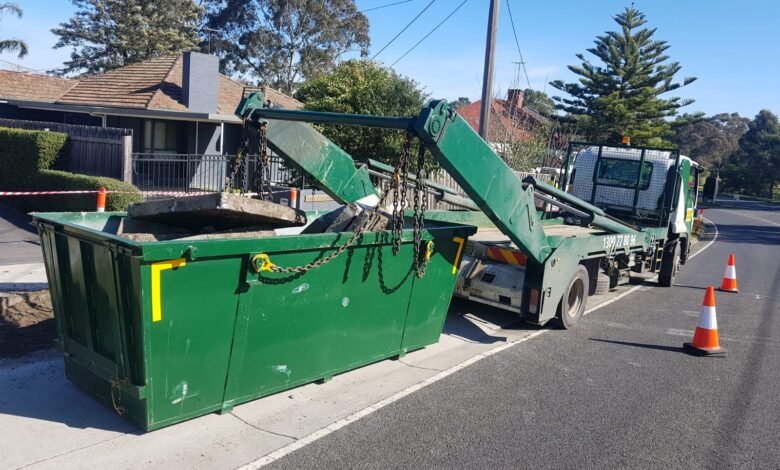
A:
[236,220,721,469]
[0,220,720,469]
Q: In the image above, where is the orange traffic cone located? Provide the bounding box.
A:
[718,254,739,293]
[683,286,727,357]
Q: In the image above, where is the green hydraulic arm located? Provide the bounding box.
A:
[241,97,641,266]
[236,92,378,205]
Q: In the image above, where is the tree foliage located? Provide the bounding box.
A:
[0,2,28,58]
[521,89,555,117]
[550,7,697,145]
[721,110,780,197]
[51,0,202,75]
[204,0,369,95]
[295,59,426,166]
[449,97,471,111]
[670,113,749,168]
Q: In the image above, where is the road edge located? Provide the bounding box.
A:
[237,219,720,469]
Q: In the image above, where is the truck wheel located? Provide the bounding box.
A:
[557,265,589,329]
[594,273,610,295]
[658,241,680,287]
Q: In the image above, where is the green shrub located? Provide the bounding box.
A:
[5,170,143,213]
[0,127,68,184]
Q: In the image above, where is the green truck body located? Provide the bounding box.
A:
[238,96,700,328]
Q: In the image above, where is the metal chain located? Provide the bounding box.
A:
[224,121,249,192]
[252,122,273,199]
[392,133,411,255]
[255,131,429,277]
[268,188,392,274]
[413,140,429,278]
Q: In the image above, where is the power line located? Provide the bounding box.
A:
[505,0,532,89]
[372,0,436,60]
[361,0,413,13]
[390,0,469,68]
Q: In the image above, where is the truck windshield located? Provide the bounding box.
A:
[595,158,653,190]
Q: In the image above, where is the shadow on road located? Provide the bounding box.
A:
[712,223,780,245]
[444,298,542,343]
[0,203,36,235]
[589,337,684,353]
[672,284,710,291]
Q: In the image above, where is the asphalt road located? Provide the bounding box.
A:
[0,203,41,266]
[267,200,780,469]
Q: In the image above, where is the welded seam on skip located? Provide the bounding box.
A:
[236,219,721,469]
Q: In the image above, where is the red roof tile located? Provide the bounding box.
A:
[0,70,76,102]
[0,55,302,116]
[456,100,528,143]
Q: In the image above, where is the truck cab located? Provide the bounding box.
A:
[566,142,700,281]
[454,140,700,327]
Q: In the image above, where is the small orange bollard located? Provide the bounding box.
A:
[289,187,298,208]
[96,187,107,212]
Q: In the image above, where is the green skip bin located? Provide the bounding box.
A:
[33,210,475,431]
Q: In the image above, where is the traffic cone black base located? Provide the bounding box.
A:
[683,342,727,357]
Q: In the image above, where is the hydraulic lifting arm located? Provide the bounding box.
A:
[240,96,638,266]
[237,92,379,205]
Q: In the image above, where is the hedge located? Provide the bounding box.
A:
[0,127,68,183]
[5,170,143,213]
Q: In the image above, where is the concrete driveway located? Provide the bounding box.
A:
[0,203,46,291]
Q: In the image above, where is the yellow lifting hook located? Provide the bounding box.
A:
[425,240,435,261]
[251,253,276,272]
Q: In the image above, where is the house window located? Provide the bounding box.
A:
[143,120,178,153]
[595,158,653,190]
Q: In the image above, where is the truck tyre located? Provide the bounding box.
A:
[557,265,589,329]
[658,241,681,287]
[594,273,610,295]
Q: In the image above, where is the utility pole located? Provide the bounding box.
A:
[479,0,500,140]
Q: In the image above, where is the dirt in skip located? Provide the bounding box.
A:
[0,290,56,359]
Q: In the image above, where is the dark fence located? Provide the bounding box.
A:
[0,118,132,180]
[131,153,296,198]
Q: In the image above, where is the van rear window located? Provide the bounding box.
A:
[595,158,653,190]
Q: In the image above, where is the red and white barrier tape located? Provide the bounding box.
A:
[0,190,107,196]
[1,189,300,197]
[0,190,212,197]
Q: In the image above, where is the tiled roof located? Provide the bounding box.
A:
[0,70,76,102]
[58,56,177,109]
[455,98,547,143]
[0,55,303,116]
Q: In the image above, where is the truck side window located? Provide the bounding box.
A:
[595,158,653,190]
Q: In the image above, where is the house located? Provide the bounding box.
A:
[0,52,302,157]
[455,89,548,145]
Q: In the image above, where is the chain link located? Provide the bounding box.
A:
[413,140,429,278]
[391,132,411,255]
[224,120,250,192]
[252,122,273,199]
[268,188,392,274]
[254,131,429,278]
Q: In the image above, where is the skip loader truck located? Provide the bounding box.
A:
[239,94,701,329]
[30,92,700,430]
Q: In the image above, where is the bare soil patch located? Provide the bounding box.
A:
[0,290,55,358]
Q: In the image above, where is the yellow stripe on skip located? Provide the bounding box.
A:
[452,237,465,275]
[151,258,186,322]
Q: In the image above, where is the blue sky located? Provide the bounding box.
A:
[2,0,778,118]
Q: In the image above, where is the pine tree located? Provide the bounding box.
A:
[51,0,202,75]
[550,6,697,145]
